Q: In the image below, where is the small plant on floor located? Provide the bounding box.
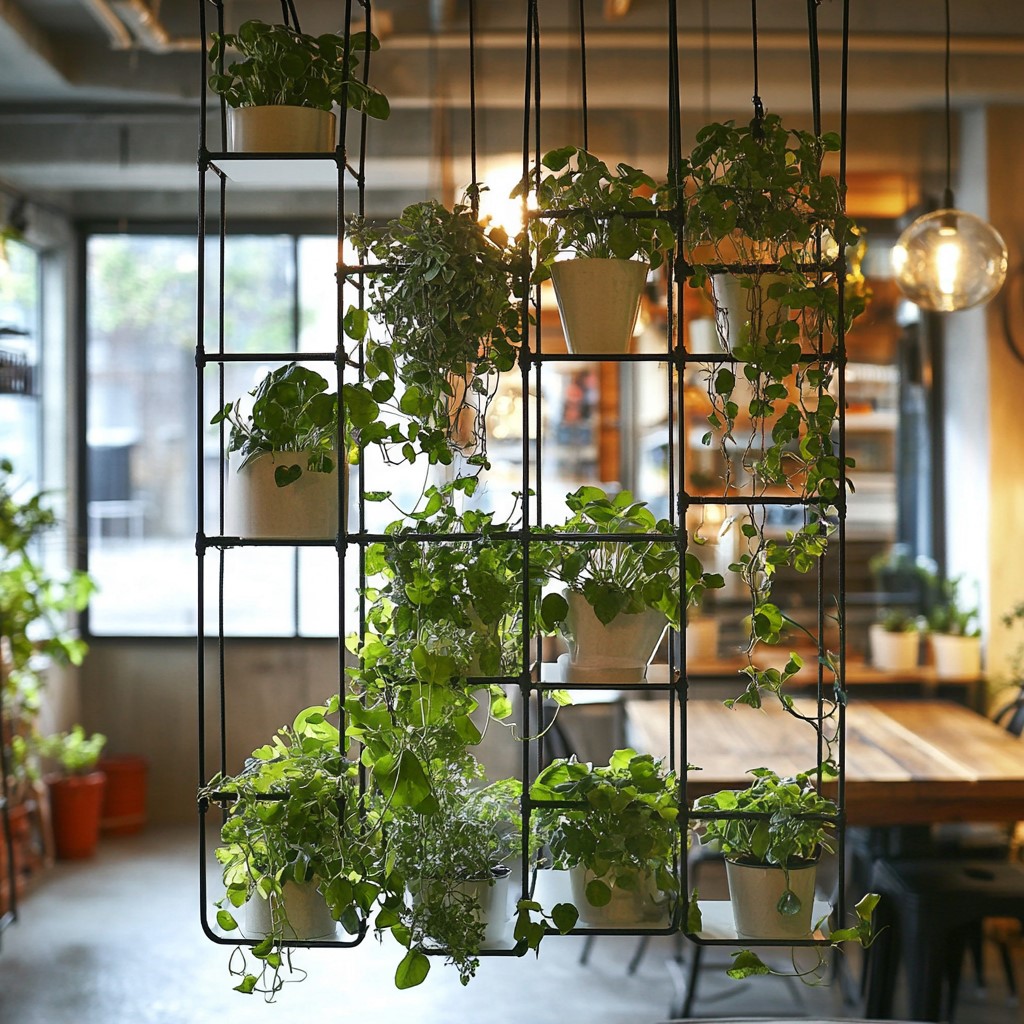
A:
[36,725,106,776]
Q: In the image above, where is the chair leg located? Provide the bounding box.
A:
[679,941,703,1018]
[578,934,595,966]
[626,935,649,975]
[997,936,1018,1000]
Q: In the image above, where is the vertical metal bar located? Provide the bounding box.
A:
[578,0,589,151]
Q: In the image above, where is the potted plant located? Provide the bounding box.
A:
[207,19,390,153]
[534,486,724,684]
[211,362,348,540]
[693,765,837,940]
[868,609,922,673]
[199,700,379,999]
[513,146,674,354]
[531,748,680,927]
[36,725,106,860]
[346,195,523,472]
[928,575,982,679]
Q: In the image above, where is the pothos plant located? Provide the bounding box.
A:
[199,700,380,1000]
[512,146,675,283]
[211,362,348,488]
[531,748,681,918]
[533,485,724,632]
[345,195,524,472]
[208,19,390,120]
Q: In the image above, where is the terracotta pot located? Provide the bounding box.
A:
[98,755,148,835]
[869,624,920,673]
[226,451,343,540]
[725,859,817,940]
[550,258,648,354]
[48,771,105,860]
[227,106,336,153]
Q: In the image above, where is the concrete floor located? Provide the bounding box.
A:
[0,826,1021,1024]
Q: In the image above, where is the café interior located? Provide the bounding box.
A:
[1,1,1024,1022]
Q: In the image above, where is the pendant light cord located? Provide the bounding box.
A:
[280,0,301,33]
[943,0,954,208]
[750,0,764,136]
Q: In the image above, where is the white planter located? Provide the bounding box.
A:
[725,859,817,940]
[415,871,511,947]
[228,106,337,153]
[711,271,788,348]
[561,591,667,684]
[687,316,722,355]
[550,258,648,354]
[685,617,719,662]
[931,633,982,679]
[226,451,342,540]
[244,880,337,940]
[868,623,921,673]
[569,865,665,927]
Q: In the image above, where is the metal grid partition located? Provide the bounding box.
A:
[194,0,852,993]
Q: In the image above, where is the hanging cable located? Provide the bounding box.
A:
[701,0,711,126]
[943,0,953,208]
[750,0,764,132]
[806,0,822,136]
[468,0,479,216]
[578,0,589,151]
[280,0,301,33]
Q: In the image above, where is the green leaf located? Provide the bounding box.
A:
[233,974,258,995]
[551,902,579,933]
[395,950,430,989]
[216,909,238,931]
[585,878,612,907]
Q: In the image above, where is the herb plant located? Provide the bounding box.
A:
[513,146,675,283]
[211,362,344,488]
[346,197,523,471]
[36,725,106,776]
[208,19,390,119]
[927,575,981,637]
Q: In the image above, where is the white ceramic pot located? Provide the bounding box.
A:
[711,272,788,348]
[226,451,342,540]
[868,623,921,673]
[415,870,511,947]
[569,865,665,927]
[687,316,722,355]
[550,258,648,354]
[244,880,338,940]
[931,633,982,679]
[228,106,337,153]
[724,859,817,940]
[561,591,667,684]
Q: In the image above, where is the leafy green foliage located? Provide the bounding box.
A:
[0,459,95,744]
[347,197,523,472]
[36,724,105,776]
[513,146,675,283]
[533,486,723,630]
[208,20,389,118]
[531,748,681,916]
[210,363,347,486]
[927,574,981,637]
[693,766,837,916]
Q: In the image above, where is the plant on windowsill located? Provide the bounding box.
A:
[530,748,680,928]
[36,725,106,860]
[211,362,352,540]
[198,700,379,1001]
[533,486,724,684]
[345,195,524,474]
[512,146,675,354]
[868,609,923,674]
[207,19,390,152]
[927,574,982,679]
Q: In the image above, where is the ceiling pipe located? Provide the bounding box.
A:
[79,0,133,50]
[110,0,198,52]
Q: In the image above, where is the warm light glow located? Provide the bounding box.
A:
[892,207,1007,313]
[476,162,534,238]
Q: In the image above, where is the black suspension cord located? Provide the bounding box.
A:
[806,0,822,136]
[701,0,711,125]
[280,0,301,33]
[943,0,954,207]
[469,0,479,216]
[578,0,589,151]
[750,0,764,130]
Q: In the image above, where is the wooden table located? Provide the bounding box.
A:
[625,698,1024,826]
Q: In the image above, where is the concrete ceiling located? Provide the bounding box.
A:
[0,0,1023,219]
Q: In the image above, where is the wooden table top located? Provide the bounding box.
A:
[625,698,1024,827]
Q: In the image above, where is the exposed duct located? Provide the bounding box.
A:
[82,0,198,53]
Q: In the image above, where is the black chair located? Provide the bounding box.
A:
[864,857,1024,1021]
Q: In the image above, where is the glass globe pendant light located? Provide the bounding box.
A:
[891,0,1007,313]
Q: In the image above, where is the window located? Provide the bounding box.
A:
[85,232,354,637]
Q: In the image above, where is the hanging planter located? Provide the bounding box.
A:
[725,859,818,939]
[211,363,347,541]
[245,880,338,940]
[568,865,664,928]
[207,19,389,153]
[550,258,648,355]
[227,105,336,153]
